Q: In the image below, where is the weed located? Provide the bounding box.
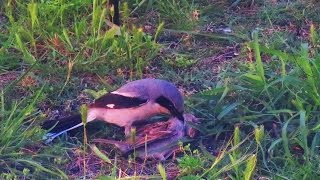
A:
[178,144,203,176]
[164,54,197,69]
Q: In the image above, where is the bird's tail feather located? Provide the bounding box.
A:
[42,114,83,143]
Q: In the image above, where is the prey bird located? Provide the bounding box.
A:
[93,114,199,161]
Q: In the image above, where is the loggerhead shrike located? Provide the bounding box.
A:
[42,78,184,142]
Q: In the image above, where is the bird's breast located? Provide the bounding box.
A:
[88,102,170,127]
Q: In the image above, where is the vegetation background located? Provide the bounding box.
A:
[1,0,320,179]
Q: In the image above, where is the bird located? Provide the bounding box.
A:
[92,114,200,161]
[42,78,184,143]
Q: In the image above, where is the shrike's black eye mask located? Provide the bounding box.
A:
[155,96,184,121]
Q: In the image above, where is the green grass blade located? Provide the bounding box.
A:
[298,111,309,160]
[62,28,73,50]
[244,154,257,180]
[17,159,68,179]
[157,163,167,180]
[91,144,112,164]
[27,2,39,30]
[281,113,300,159]
[252,31,265,83]
[14,33,36,63]
[217,102,241,120]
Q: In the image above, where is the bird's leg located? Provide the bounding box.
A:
[171,147,182,160]
[124,126,130,137]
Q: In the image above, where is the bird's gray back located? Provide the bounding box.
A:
[115,79,184,111]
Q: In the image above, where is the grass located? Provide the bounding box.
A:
[0,87,68,179]
[1,0,320,179]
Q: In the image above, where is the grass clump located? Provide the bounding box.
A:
[3,0,160,77]
[192,27,320,178]
[178,144,204,176]
[0,88,68,179]
[2,0,320,179]
[156,0,199,30]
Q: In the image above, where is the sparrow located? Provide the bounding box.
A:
[92,114,199,161]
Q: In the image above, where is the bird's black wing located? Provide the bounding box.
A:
[92,93,148,109]
[42,114,82,133]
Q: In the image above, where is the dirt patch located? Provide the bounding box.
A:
[0,71,20,90]
[65,148,181,179]
[198,45,240,74]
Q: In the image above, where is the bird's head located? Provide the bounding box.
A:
[111,78,185,121]
[155,85,184,121]
[183,113,200,138]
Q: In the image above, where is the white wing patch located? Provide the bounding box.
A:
[106,104,115,108]
[111,91,137,97]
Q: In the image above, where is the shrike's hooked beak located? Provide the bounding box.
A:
[176,112,184,121]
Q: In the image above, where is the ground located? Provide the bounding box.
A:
[1,0,320,179]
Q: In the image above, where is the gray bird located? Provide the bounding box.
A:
[42,78,184,142]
